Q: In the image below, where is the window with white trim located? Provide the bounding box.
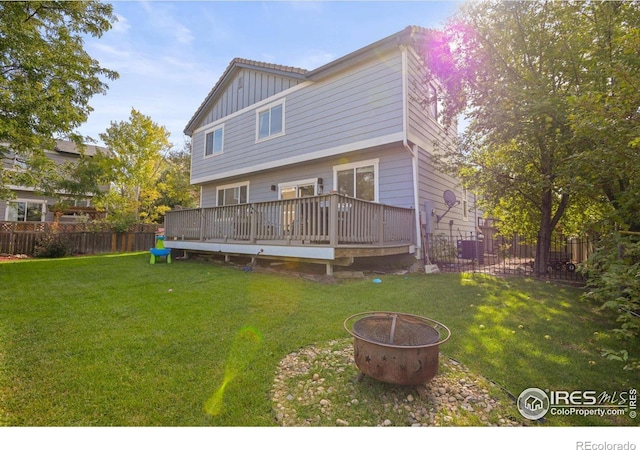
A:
[6,200,45,222]
[278,178,318,199]
[6,153,28,170]
[334,159,378,202]
[428,84,438,119]
[204,126,224,157]
[216,182,248,206]
[462,188,469,221]
[256,101,284,141]
[429,83,445,126]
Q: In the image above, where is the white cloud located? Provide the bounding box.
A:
[89,41,212,85]
[110,14,130,34]
[289,50,336,70]
[81,38,224,145]
[198,9,234,44]
[140,1,193,46]
[260,52,277,63]
[173,22,194,45]
[90,42,132,60]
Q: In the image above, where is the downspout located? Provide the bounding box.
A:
[400,45,422,261]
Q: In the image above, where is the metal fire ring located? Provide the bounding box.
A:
[343,311,451,349]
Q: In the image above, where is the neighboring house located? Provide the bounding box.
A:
[165,26,479,274]
[0,140,108,223]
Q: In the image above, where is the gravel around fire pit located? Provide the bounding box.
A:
[271,339,532,427]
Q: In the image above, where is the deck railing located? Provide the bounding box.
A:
[164,193,414,247]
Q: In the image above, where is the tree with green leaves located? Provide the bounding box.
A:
[420,0,640,275]
[0,1,118,199]
[97,109,171,224]
[566,2,640,233]
[50,151,111,216]
[153,143,200,214]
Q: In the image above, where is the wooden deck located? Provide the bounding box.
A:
[163,193,416,274]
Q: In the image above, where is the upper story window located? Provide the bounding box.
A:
[334,159,378,202]
[1,152,27,171]
[429,83,445,126]
[256,100,284,141]
[462,188,469,221]
[428,84,438,119]
[204,125,224,157]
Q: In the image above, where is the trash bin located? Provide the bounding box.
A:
[457,239,484,263]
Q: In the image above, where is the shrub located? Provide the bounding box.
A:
[580,233,640,370]
[33,232,74,258]
[108,215,137,233]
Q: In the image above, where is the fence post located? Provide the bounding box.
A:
[8,223,14,255]
[199,210,205,241]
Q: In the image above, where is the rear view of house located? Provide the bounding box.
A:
[165,26,478,274]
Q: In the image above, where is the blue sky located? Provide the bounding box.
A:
[78,1,462,147]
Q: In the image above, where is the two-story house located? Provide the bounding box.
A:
[1,140,108,224]
[164,26,478,274]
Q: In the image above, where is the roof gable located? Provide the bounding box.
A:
[184,26,433,136]
[184,58,308,135]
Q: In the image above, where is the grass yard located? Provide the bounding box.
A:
[0,253,638,426]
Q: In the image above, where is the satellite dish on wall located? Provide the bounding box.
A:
[443,190,457,208]
[437,190,460,223]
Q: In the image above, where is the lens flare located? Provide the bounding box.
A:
[204,326,263,416]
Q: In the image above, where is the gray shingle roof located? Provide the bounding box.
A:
[54,140,107,157]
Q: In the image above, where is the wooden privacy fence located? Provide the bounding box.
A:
[0,221,159,256]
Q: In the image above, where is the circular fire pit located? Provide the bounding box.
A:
[344,312,451,386]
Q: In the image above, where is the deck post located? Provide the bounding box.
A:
[329,193,338,247]
[199,210,205,241]
[250,208,257,243]
[378,205,385,246]
[326,262,334,276]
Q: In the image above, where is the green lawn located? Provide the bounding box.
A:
[0,253,637,426]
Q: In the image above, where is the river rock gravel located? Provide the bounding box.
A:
[271,339,531,427]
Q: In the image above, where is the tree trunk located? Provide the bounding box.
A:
[535,192,553,277]
[535,189,570,277]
